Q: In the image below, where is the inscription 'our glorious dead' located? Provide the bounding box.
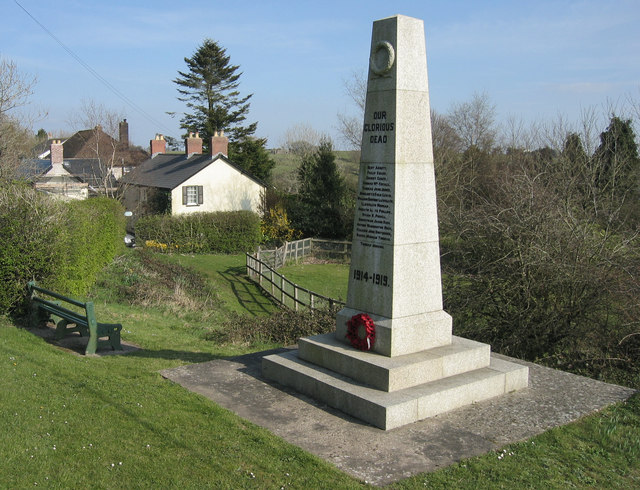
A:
[363,110,394,144]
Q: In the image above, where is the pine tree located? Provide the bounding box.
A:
[173,39,256,144]
[292,138,350,238]
[562,132,588,167]
[298,139,345,207]
[173,38,275,181]
[593,116,639,196]
[228,136,275,183]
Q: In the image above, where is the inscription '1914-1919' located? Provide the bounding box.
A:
[363,110,394,144]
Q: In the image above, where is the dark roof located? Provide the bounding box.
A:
[33,138,59,157]
[121,153,266,190]
[16,158,115,188]
[63,159,117,188]
[34,129,149,166]
[62,129,111,156]
[17,159,51,179]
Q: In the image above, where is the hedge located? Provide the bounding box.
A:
[135,211,261,254]
[51,197,126,296]
[0,184,126,314]
[0,185,65,314]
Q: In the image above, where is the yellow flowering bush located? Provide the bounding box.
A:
[261,205,301,245]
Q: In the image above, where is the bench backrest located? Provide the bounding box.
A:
[27,281,97,330]
[27,281,87,309]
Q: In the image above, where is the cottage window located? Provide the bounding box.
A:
[182,185,203,206]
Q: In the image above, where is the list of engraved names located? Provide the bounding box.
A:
[355,163,392,246]
[355,109,395,248]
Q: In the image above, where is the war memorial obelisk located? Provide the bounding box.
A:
[263,15,528,430]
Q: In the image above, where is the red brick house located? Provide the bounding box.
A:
[37,120,148,179]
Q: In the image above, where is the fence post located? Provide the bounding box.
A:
[294,287,299,312]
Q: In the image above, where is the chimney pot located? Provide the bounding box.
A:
[50,140,64,174]
[185,132,203,156]
[119,119,129,147]
[211,131,229,157]
[150,134,166,155]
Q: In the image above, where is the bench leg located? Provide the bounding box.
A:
[54,319,69,340]
[109,326,122,351]
[85,325,98,355]
[30,304,52,329]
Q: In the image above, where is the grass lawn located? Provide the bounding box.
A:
[1,251,639,488]
[278,262,349,302]
[164,253,279,317]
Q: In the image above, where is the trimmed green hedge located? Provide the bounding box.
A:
[0,185,65,314]
[52,197,126,296]
[135,211,261,254]
[0,185,126,314]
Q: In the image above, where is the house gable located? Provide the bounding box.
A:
[171,157,265,215]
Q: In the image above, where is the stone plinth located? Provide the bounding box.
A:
[262,14,528,430]
[262,348,528,430]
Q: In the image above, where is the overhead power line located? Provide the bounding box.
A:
[14,0,175,136]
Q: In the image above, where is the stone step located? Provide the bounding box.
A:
[298,334,491,392]
[262,350,529,430]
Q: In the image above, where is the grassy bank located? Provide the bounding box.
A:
[1,251,359,488]
[0,323,360,488]
[1,250,639,488]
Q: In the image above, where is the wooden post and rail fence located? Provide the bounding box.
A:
[246,238,351,312]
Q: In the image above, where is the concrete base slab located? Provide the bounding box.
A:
[263,348,527,430]
[299,333,490,391]
[160,348,636,486]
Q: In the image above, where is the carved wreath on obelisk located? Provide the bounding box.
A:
[370,40,395,76]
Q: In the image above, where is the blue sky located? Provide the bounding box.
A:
[3,0,639,149]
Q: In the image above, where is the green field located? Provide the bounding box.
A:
[278,262,349,302]
[1,251,639,488]
[270,150,360,191]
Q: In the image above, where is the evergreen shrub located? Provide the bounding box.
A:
[52,197,126,296]
[0,185,65,313]
[0,186,125,314]
[135,210,261,254]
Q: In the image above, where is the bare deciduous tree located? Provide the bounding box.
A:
[0,58,36,117]
[336,70,367,151]
[281,122,323,157]
[0,58,39,180]
[67,99,126,197]
[447,91,497,151]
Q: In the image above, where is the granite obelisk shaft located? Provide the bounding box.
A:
[336,15,452,356]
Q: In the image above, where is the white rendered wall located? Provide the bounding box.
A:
[171,159,264,215]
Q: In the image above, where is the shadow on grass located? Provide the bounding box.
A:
[217,265,277,316]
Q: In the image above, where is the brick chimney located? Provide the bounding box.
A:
[150,134,166,156]
[211,131,228,157]
[185,132,203,157]
[50,140,65,175]
[119,119,129,147]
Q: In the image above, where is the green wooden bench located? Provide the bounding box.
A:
[27,281,122,355]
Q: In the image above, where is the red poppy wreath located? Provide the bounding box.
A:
[346,313,376,351]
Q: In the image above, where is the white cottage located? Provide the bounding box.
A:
[121,132,265,216]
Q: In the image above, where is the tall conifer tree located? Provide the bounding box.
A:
[173,39,274,181]
[173,39,256,142]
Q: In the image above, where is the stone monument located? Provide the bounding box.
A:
[263,14,528,430]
